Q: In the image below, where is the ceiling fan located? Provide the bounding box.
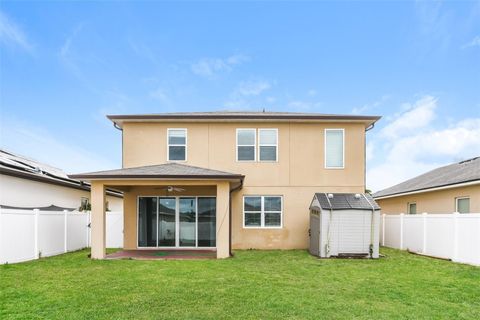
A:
[154,186,186,193]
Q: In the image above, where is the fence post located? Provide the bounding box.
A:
[452,212,459,262]
[422,212,428,254]
[399,213,404,250]
[0,208,3,263]
[382,214,386,246]
[34,209,39,259]
[64,210,68,253]
[86,212,91,248]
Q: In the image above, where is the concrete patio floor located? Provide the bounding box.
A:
[106,249,217,260]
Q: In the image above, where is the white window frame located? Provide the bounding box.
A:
[324,128,345,169]
[243,195,283,229]
[455,197,470,214]
[236,128,256,162]
[408,202,417,214]
[258,128,278,162]
[167,128,187,162]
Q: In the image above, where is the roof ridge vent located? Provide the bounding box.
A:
[459,156,479,164]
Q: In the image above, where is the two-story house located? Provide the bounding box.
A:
[71,112,380,259]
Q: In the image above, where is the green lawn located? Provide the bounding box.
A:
[1,248,479,319]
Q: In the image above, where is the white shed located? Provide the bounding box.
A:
[309,193,381,259]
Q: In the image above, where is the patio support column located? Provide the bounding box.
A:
[216,181,230,259]
[91,181,106,259]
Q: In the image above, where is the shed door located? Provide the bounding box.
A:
[309,210,320,256]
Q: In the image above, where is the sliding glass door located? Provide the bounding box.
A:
[138,196,216,248]
[138,197,157,247]
[158,198,176,247]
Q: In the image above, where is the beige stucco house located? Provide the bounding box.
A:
[374,157,480,214]
[70,112,380,259]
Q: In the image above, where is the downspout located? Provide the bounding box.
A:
[364,123,374,194]
[229,178,244,257]
[362,194,376,258]
[324,193,333,257]
[113,122,123,168]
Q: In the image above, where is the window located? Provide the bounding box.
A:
[244,196,282,228]
[167,129,187,161]
[456,197,470,214]
[259,129,278,161]
[237,129,256,161]
[325,129,344,168]
[408,202,417,214]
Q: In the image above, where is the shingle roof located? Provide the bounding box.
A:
[373,157,480,198]
[69,163,244,180]
[107,111,381,128]
[312,193,380,210]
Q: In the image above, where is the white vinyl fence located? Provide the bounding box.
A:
[0,209,123,264]
[380,213,480,266]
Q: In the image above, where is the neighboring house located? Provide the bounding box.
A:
[0,149,123,211]
[70,111,380,259]
[374,157,480,214]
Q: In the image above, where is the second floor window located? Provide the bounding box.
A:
[168,129,187,161]
[325,129,344,168]
[237,129,256,161]
[259,129,278,161]
[237,128,278,162]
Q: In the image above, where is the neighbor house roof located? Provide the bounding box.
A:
[373,157,480,199]
[69,162,245,180]
[0,149,123,198]
[107,111,381,128]
[311,193,380,211]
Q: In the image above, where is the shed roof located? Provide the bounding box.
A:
[373,156,480,199]
[311,193,380,211]
[69,162,245,180]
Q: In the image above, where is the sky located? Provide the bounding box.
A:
[0,0,479,192]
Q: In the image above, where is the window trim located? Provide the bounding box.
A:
[258,128,278,162]
[324,128,345,169]
[408,202,417,214]
[455,196,470,214]
[167,128,187,162]
[243,195,283,229]
[236,128,257,162]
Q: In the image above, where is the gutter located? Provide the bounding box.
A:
[229,178,244,257]
[374,179,480,200]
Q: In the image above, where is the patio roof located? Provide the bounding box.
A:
[69,162,245,181]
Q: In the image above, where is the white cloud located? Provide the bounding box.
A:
[149,86,170,104]
[307,89,317,97]
[191,54,249,78]
[367,95,480,192]
[352,95,390,115]
[58,23,94,88]
[461,35,480,49]
[381,95,436,138]
[234,80,271,96]
[288,100,321,111]
[0,10,32,52]
[0,117,118,173]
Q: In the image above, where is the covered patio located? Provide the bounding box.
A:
[70,163,244,259]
